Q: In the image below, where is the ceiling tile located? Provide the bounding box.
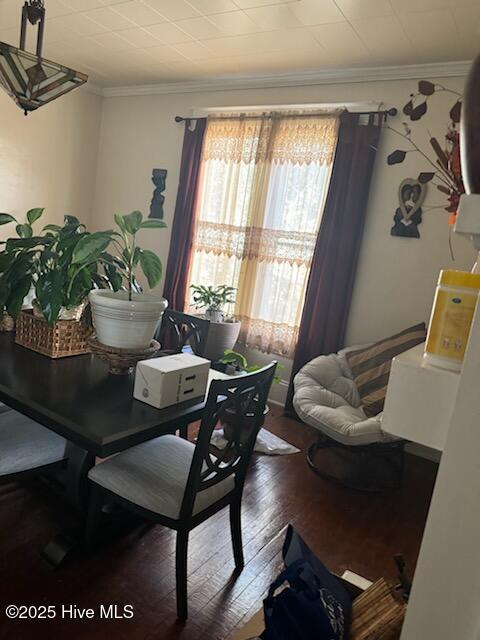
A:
[84,7,136,29]
[350,15,413,57]
[233,0,297,7]
[334,0,394,20]
[40,16,79,42]
[90,31,134,50]
[244,5,303,29]
[186,0,239,15]
[143,0,201,21]
[111,1,166,26]
[175,16,223,39]
[143,44,189,62]
[289,0,346,26]
[116,26,163,47]
[61,0,107,10]
[451,5,480,38]
[146,21,194,43]
[208,10,261,35]
[396,8,466,60]
[310,22,371,62]
[54,13,109,36]
[390,0,451,11]
[172,40,217,59]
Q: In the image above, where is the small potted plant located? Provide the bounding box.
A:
[87,211,168,350]
[219,349,282,443]
[190,284,241,360]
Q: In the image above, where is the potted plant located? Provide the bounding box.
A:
[0,210,104,322]
[87,211,168,350]
[190,284,241,360]
[0,210,107,357]
[219,349,282,443]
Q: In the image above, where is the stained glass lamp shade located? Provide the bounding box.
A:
[0,1,87,115]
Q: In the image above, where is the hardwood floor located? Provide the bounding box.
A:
[0,407,437,640]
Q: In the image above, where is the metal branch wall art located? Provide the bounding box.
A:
[386,81,464,230]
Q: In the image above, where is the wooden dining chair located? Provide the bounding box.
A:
[0,404,68,482]
[155,310,210,357]
[155,310,211,439]
[86,362,277,620]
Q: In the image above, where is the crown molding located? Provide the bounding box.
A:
[102,60,471,98]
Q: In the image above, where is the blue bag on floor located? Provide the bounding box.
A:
[262,525,352,640]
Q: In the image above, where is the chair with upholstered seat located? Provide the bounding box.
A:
[293,347,404,491]
[86,362,277,620]
[0,404,68,482]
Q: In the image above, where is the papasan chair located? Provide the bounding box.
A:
[293,345,405,492]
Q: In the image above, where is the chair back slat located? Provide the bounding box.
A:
[155,310,210,356]
[179,362,277,519]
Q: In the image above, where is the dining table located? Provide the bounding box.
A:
[0,333,223,566]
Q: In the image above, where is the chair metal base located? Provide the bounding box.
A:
[306,435,405,492]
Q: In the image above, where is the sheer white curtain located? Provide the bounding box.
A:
[187,113,338,358]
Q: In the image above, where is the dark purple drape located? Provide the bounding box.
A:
[285,111,383,413]
[163,118,206,311]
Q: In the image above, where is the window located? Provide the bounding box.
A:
[186,113,338,358]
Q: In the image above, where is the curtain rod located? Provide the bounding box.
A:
[174,107,398,123]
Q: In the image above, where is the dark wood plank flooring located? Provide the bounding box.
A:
[0,407,437,640]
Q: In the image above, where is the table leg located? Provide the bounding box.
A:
[42,443,95,568]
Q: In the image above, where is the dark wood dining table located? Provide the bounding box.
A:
[0,333,214,565]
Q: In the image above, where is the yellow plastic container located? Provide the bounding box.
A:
[424,270,480,371]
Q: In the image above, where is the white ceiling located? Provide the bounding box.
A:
[0,0,478,88]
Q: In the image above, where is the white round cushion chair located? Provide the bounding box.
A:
[293,347,404,491]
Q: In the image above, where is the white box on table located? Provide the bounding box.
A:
[133,353,210,409]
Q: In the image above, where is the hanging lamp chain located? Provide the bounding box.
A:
[20,0,46,57]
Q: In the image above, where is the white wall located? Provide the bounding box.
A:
[0,87,102,239]
[92,75,476,398]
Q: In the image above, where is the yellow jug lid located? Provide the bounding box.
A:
[439,269,480,290]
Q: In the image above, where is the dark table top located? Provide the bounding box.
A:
[0,334,209,457]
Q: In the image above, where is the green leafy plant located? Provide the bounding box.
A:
[220,349,283,384]
[0,210,108,323]
[190,284,236,313]
[72,210,166,302]
[0,209,166,325]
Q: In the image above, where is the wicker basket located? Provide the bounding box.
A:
[351,578,406,640]
[15,310,92,359]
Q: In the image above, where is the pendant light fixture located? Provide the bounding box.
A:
[0,1,88,115]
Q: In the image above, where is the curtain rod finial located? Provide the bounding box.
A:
[175,116,185,123]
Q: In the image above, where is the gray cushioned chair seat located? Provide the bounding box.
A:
[88,434,235,520]
[293,347,398,446]
[0,409,68,477]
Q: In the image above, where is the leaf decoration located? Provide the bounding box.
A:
[437,185,451,195]
[450,100,462,124]
[430,137,449,170]
[403,100,413,116]
[387,150,407,165]
[418,80,435,96]
[410,101,428,121]
[418,172,435,183]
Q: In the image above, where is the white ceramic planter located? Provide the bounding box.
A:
[203,319,241,360]
[89,290,168,350]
